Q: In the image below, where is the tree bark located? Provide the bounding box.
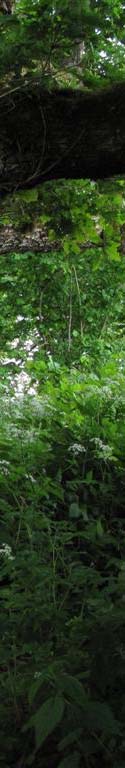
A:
[0,81,125,197]
[0,223,59,252]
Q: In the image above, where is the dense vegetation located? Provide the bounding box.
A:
[1,2,125,767]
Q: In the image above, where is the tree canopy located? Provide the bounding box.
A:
[0,0,125,197]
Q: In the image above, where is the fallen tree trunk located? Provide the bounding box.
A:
[0,223,60,252]
[0,81,125,197]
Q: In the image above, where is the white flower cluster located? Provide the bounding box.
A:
[0,543,15,560]
[68,443,86,455]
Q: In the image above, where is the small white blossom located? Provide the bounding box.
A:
[0,543,15,560]
[68,443,86,455]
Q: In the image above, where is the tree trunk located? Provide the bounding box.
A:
[0,223,59,252]
[0,81,125,197]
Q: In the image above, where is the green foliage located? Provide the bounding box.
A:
[1,177,125,376]
[0,0,125,88]
[1,353,125,765]
[1,2,125,767]
[24,694,65,750]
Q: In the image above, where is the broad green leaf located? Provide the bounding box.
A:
[69,503,81,519]
[58,728,82,750]
[56,673,87,707]
[96,519,104,538]
[34,695,64,749]
[28,671,48,706]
